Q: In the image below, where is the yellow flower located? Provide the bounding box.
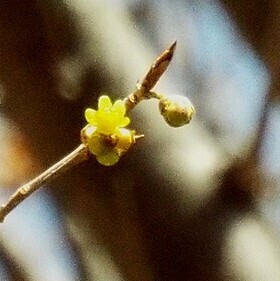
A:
[85,95,130,135]
[81,95,136,166]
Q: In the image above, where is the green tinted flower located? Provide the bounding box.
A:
[82,95,137,166]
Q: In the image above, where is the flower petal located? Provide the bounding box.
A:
[96,150,120,166]
[81,125,97,139]
[85,108,97,124]
[98,95,112,110]
[116,128,134,153]
[113,100,126,116]
[118,116,130,127]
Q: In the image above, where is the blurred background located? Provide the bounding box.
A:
[1,0,280,280]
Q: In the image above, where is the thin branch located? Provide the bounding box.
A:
[124,41,176,111]
[0,144,89,222]
[0,42,177,222]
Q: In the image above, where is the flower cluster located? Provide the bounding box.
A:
[81,95,136,166]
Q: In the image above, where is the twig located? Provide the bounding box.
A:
[0,144,89,222]
[124,41,176,111]
[0,42,176,222]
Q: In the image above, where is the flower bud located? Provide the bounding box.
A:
[158,95,195,127]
